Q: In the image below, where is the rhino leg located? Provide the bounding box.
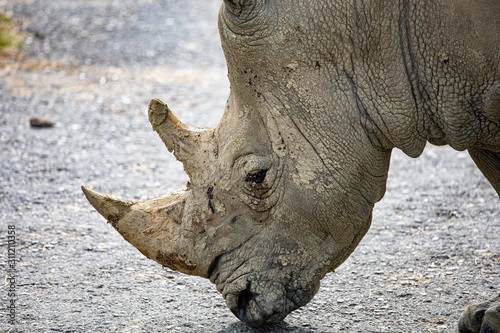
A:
[459,294,500,333]
[462,149,500,332]
[468,148,500,196]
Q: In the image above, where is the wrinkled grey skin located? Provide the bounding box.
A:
[83,0,500,330]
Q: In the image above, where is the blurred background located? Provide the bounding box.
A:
[0,1,498,332]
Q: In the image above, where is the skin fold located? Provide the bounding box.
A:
[83,0,500,330]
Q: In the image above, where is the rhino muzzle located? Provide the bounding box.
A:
[226,280,292,327]
[220,274,318,327]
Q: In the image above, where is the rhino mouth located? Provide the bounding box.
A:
[219,274,290,327]
[229,281,283,327]
[209,253,317,327]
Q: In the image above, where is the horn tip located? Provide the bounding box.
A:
[81,185,98,202]
[81,185,131,223]
[148,98,170,127]
[81,185,106,214]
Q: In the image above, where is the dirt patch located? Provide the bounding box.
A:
[0,11,23,61]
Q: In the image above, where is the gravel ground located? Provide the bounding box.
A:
[0,1,498,332]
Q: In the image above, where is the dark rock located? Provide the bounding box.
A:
[29,117,54,128]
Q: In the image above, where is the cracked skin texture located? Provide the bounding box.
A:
[83,0,500,330]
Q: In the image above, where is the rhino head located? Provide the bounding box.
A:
[83,0,394,327]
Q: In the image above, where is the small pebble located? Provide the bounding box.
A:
[30,117,54,128]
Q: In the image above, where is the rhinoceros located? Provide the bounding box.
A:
[82,0,500,330]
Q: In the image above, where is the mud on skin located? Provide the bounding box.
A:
[1,0,499,332]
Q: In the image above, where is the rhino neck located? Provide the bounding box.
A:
[322,0,429,158]
[312,0,500,157]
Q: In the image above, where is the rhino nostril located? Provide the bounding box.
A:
[228,285,272,327]
[230,287,266,327]
[237,287,255,318]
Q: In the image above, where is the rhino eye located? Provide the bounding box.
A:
[238,159,282,211]
[246,169,267,185]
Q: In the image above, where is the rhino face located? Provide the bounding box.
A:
[206,95,359,326]
[83,0,392,327]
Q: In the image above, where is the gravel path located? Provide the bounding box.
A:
[0,1,498,332]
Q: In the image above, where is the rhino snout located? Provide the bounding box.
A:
[225,278,289,328]
[215,266,319,328]
[231,286,267,328]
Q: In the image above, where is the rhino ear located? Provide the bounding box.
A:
[222,0,275,35]
[223,0,246,15]
[223,0,260,16]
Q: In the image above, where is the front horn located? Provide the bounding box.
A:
[81,186,204,276]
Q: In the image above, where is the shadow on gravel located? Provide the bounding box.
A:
[216,322,315,333]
